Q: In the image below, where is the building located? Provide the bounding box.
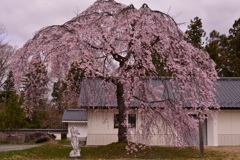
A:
[62,109,88,141]
[78,77,240,146]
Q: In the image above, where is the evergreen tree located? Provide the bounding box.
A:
[0,71,29,130]
[64,61,85,108]
[67,61,84,92]
[228,18,240,76]
[2,71,15,100]
[0,71,14,104]
[205,30,232,77]
[229,18,240,54]
[52,62,85,110]
[205,18,240,77]
[185,17,206,49]
[0,93,28,130]
[52,80,67,111]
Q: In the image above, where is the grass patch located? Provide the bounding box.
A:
[0,142,70,160]
[57,139,71,145]
[0,142,239,159]
[0,141,11,145]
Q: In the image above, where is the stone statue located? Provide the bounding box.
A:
[69,126,81,158]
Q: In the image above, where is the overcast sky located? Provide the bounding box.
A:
[0,0,240,48]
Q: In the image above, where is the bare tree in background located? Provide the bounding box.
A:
[0,23,16,89]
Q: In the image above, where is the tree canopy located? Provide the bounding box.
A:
[185,17,206,49]
[205,18,240,77]
[10,0,219,147]
[228,18,240,76]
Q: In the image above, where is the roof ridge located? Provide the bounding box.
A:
[218,77,240,81]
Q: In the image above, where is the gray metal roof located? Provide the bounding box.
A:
[62,109,87,122]
[78,77,173,108]
[215,77,240,108]
[79,78,117,107]
[78,77,240,109]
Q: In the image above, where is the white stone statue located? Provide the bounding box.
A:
[69,126,81,158]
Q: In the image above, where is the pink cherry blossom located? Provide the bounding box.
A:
[10,0,219,148]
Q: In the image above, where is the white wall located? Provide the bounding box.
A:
[87,109,174,146]
[52,133,62,140]
[218,110,240,146]
[87,109,240,146]
[87,109,118,145]
[88,109,118,135]
[67,122,88,141]
[207,111,218,146]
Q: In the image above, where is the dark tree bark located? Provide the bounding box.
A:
[116,81,127,143]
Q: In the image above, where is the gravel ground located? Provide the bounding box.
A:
[0,145,42,152]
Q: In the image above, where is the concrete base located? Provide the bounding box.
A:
[68,156,82,159]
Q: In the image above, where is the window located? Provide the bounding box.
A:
[114,114,136,128]
[128,114,136,128]
[114,114,119,128]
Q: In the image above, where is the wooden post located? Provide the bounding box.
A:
[199,118,204,157]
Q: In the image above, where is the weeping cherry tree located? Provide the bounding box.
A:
[10,0,219,148]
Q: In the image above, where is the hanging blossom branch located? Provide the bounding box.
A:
[10,0,219,148]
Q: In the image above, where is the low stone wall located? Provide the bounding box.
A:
[0,131,55,143]
[0,132,25,143]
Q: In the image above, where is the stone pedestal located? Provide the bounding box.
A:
[69,149,81,158]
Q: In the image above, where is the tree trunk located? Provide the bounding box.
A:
[116,81,127,143]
